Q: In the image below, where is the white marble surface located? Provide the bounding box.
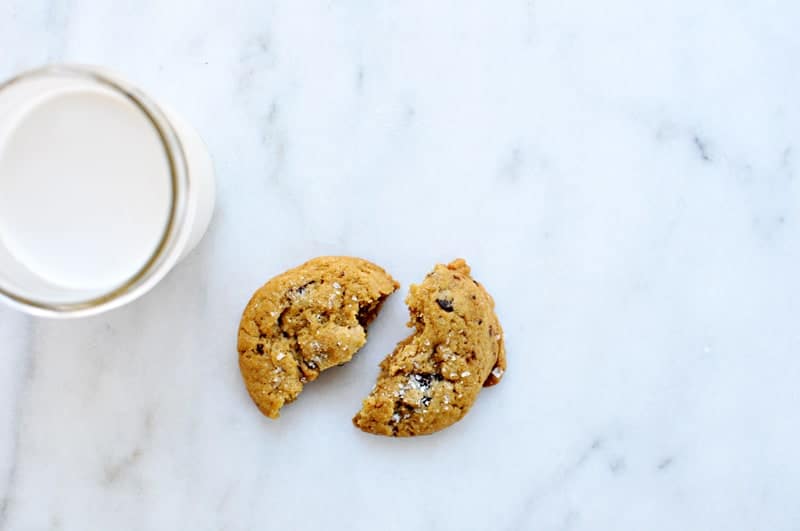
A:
[2,1,800,529]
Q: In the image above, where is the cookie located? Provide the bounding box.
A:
[238,256,399,419]
[353,259,505,436]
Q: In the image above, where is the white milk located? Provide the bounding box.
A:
[0,67,215,315]
[0,87,172,290]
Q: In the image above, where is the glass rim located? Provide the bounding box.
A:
[0,64,190,317]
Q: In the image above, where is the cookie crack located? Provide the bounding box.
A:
[276,305,292,339]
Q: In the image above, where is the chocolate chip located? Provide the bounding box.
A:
[357,300,382,327]
[255,344,265,354]
[292,280,315,297]
[413,373,433,389]
[436,298,454,312]
[421,396,432,407]
[393,403,416,421]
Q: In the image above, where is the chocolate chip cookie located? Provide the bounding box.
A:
[353,259,505,436]
[238,256,399,418]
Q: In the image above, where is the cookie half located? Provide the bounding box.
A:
[353,259,505,436]
[238,256,399,418]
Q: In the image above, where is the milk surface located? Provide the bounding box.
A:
[0,87,172,290]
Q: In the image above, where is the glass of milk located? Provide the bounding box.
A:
[0,65,215,317]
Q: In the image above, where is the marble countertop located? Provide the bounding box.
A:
[2,1,800,530]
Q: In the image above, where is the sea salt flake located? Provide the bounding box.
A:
[276,352,286,361]
[351,295,358,301]
[461,371,471,377]
[391,413,401,423]
[409,373,435,392]
[492,367,504,378]
[333,282,341,290]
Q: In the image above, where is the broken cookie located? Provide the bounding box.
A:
[353,259,505,436]
[238,256,399,418]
